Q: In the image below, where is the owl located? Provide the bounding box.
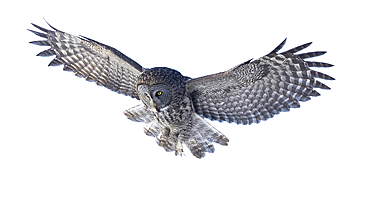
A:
[29,21,334,158]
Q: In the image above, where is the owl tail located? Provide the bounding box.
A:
[125,104,229,158]
[184,113,229,158]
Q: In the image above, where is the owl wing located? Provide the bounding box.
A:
[29,22,143,99]
[186,39,334,125]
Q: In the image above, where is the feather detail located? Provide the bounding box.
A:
[29,21,143,99]
[187,39,334,125]
[124,104,228,158]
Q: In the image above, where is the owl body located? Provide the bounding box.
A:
[29,22,334,158]
[125,67,228,158]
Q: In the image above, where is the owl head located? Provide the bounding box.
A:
[136,67,187,112]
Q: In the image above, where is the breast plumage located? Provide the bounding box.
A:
[125,67,228,158]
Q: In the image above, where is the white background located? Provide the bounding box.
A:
[1,0,369,218]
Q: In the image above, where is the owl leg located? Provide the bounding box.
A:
[143,120,161,137]
[147,125,183,156]
[174,131,185,157]
[125,104,176,152]
[156,127,174,152]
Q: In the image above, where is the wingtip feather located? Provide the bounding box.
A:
[30,23,49,33]
[298,51,327,59]
[48,58,63,66]
[310,70,335,80]
[284,42,312,54]
[306,61,334,68]
[29,40,50,46]
[313,81,331,90]
[36,49,56,57]
[269,38,287,55]
[43,18,60,31]
[28,29,47,38]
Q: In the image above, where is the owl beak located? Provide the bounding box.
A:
[153,103,160,112]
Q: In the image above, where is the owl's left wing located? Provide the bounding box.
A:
[29,22,143,99]
[186,39,334,125]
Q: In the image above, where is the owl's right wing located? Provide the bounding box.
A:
[29,21,143,99]
[186,39,334,125]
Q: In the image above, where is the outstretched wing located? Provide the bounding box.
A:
[186,39,334,125]
[29,21,143,99]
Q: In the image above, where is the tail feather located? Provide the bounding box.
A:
[184,113,228,158]
[191,113,229,146]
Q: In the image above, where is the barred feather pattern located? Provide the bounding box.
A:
[29,22,334,158]
[124,103,229,158]
[29,22,143,99]
[187,39,334,125]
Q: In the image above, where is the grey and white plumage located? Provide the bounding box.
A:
[29,21,334,158]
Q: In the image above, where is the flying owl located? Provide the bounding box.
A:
[29,21,334,158]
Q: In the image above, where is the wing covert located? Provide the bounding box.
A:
[29,21,143,99]
[187,39,334,125]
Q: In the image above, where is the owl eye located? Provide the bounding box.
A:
[145,93,150,98]
[156,91,162,96]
